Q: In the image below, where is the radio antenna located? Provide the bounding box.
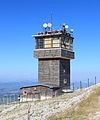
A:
[49,13,53,31]
[42,18,47,31]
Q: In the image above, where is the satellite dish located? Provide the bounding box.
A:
[47,23,52,28]
[70,29,74,33]
[65,25,69,29]
[43,23,48,28]
[62,23,66,27]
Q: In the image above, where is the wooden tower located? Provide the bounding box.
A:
[33,23,75,89]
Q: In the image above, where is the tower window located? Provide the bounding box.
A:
[64,79,67,84]
[36,39,44,49]
[53,38,60,48]
[44,38,52,48]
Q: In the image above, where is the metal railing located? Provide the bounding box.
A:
[0,94,19,105]
[70,77,97,91]
[0,77,98,105]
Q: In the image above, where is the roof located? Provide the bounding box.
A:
[20,83,60,89]
[32,30,71,38]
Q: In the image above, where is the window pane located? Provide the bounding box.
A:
[44,38,51,48]
[36,39,44,49]
[53,39,60,44]
[45,44,51,48]
[52,38,60,48]
[45,40,51,44]
[53,44,60,47]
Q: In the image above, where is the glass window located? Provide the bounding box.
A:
[53,39,60,44]
[53,44,60,47]
[70,38,73,44]
[44,38,52,48]
[53,38,60,48]
[36,39,44,49]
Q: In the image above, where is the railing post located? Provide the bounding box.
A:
[72,83,75,91]
[80,81,82,89]
[88,78,89,87]
[95,76,96,85]
[27,103,31,120]
[6,96,8,105]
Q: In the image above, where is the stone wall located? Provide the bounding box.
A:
[20,86,61,102]
[38,59,60,86]
[34,48,74,59]
[38,58,70,88]
[60,59,70,88]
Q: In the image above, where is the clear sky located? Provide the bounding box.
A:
[0,0,100,83]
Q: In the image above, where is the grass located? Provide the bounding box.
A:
[48,86,100,120]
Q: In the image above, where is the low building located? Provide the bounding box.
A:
[20,84,61,102]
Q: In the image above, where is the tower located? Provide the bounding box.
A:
[33,23,75,89]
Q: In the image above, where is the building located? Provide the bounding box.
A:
[20,23,75,101]
[34,24,74,89]
[20,84,61,102]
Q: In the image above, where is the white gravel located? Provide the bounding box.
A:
[0,84,100,120]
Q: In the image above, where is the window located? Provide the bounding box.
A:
[64,79,67,84]
[70,38,73,44]
[53,38,60,48]
[36,37,61,49]
[44,38,52,48]
[36,39,44,49]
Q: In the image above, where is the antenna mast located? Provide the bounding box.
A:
[50,13,52,31]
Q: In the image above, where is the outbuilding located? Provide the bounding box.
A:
[20,84,61,102]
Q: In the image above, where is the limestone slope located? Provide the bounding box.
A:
[0,84,100,120]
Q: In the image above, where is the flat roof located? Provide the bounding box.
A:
[32,30,71,38]
[20,83,60,89]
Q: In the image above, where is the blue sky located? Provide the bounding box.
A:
[0,0,100,83]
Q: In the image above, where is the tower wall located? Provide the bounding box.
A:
[38,58,70,88]
[60,59,70,88]
[38,59,60,86]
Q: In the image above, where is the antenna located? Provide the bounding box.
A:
[61,23,68,32]
[42,18,46,31]
[43,23,48,28]
[49,13,53,31]
[70,29,74,33]
[65,25,69,29]
[48,23,52,28]
[43,23,48,32]
[70,29,74,37]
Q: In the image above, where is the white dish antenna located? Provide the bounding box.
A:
[43,23,48,28]
[70,29,74,33]
[65,25,69,29]
[47,23,52,28]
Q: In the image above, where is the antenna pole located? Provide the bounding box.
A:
[42,18,46,32]
[50,13,52,31]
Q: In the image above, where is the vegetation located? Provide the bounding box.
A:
[48,86,100,120]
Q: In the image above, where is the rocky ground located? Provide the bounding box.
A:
[0,84,100,120]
